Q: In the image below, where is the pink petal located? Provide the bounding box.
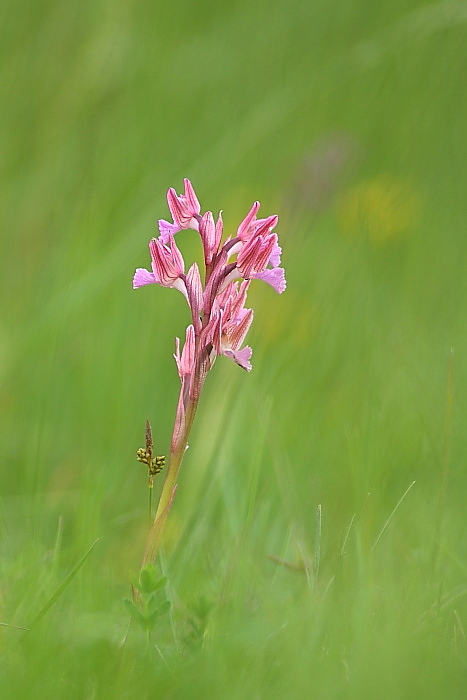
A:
[254,215,278,237]
[201,310,222,355]
[183,178,201,215]
[237,201,260,241]
[224,346,253,371]
[181,324,195,373]
[149,237,184,286]
[186,262,203,329]
[237,234,276,277]
[167,187,188,228]
[252,267,286,294]
[133,268,158,288]
[174,324,195,378]
[269,242,282,268]
[158,219,181,242]
[199,211,217,264]
[227,307,254,350]
[215,212,224,250]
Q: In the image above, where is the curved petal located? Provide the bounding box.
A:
[183,178,201,216]
[237,201,260,241]
[237,234,276,278]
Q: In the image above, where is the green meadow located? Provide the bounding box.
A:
[1,0,466,697]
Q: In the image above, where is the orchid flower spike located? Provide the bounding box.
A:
[134,179,286,377]
[132,178,286,576]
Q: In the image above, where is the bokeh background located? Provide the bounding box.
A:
[1,0,466,698]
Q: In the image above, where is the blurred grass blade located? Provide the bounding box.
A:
[340,512,356,557]
[30,538,99,627]
[371,482,416,553]
[0,622,30,631]
[314,504,322,583]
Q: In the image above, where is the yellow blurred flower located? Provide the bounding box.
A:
[336,175,421,244]
[252,289,318,348]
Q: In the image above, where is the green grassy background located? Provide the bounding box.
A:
[1,0,466,697]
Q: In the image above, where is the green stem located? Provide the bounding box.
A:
[140,396,199,570]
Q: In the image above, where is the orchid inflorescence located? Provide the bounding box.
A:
[132,179,285,574]
[134,178,286,374]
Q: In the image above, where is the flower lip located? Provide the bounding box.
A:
[133,267,158,288]
[224,346,253,372]
[251,267,286,294]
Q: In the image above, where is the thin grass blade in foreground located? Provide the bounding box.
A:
[30,538,100,627]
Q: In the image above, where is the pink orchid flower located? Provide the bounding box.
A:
[158,178,201,242]
[132,180,286,574]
